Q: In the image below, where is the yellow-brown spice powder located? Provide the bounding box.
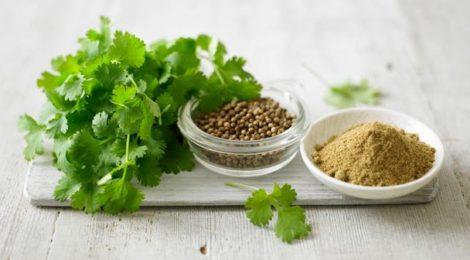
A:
[312,122,436,186]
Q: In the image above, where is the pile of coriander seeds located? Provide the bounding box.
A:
[195,98,295,141]
[194,98,296,168]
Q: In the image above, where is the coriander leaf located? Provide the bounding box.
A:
[167,71,206,106]
[92,111,111,138]
[111,85,143,135]
[245,189,273,226]
[195,34,211,51]
[197,81,227,113]
[275,206,312,243]
[81,54,110,77]
[39,102,58,123]
[37,72,71,110]
[212,40,227,65]
[164,38,199,74]
[56,74,85,101]
[196,34,226,65]
[159,62,172,84]
[227,182,311,243]
[111,85,137,105]
[135,156,163,187]
[149,39,169,57]
[109,31,146,68]
[114,102,142,134]
[98,143,121,166]
[79,38,100,60]
[89,16,112,52]
[18,115,46,161]
[228,80,262,101]
[54,174,81,201]
[137,79,147,93]
[325,80,381,109]
[127,140,147,162]
[219,57,253,81]
[53,137,74,173]
[65,110,92,134]
[160,135,195,173]
[94,62,125,89]
[46,112,68,136]
[71,184,104,213]
[156,93,178,125]
[98,179,144,214]
[138,101,153,139]
[142,136,165,159]
[68,131,102,167]
[51,55,80,75]
[80,16,112,58]
[142,95,161,118]
[271,183,297,208]
[98,16,112,46]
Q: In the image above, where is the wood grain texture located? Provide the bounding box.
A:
[26,156,438,207]
[1,0,470,259]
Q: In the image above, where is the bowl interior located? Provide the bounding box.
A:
[302,108,444,189]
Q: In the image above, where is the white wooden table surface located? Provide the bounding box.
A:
[1,0,470,259]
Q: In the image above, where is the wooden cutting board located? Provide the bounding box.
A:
[24,153,438,207]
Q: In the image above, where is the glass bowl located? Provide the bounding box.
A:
[177,81,310,177]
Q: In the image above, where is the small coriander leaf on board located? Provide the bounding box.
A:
[246,189,273,226]
[325,80,381,109]
[271,183,297,207]
[275,206,312,243]
[226,182,312,243]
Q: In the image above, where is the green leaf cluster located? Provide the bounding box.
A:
[18,17,262,214]
[229,183,312,243]
[325,80,381,108]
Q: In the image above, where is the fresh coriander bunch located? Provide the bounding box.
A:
[18,17,262,214]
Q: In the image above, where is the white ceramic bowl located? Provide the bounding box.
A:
[300,108,444,199]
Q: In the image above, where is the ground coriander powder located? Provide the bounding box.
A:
[312,122,436,186]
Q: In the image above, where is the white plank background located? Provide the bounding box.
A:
[1,0,470,259]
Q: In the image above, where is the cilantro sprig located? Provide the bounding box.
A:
[325,80,381,108]
[302,63,381,108]
[19,17,262,214]
[226,182,312,243]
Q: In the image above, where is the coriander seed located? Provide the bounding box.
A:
[193,98,296,169]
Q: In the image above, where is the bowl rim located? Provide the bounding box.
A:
[177,81,310,153]
[300,107,444,192]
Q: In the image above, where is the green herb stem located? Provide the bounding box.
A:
[225,182,258,191]
[301,63,330,87]
[214,66,226,85]
[200,53,226,85]
[122,134,131,180]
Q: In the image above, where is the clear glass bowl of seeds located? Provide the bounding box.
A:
[178,80,309,177]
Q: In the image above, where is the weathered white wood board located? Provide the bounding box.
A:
[26,154,438,207]
[2,0,470,259]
